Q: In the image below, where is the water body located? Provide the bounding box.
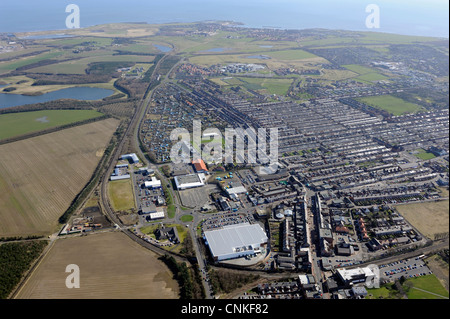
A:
[200,47,230,53]
[0,87,113,109]
[18,34,75,40]
[153,44,172,52]
[0,0,447,38]
[246,55,271,60]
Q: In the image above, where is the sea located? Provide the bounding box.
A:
[0,0,448,38]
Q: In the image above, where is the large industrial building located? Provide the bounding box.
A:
[203,223,268,261]
[174,173,206,190]
[121,153,139,164]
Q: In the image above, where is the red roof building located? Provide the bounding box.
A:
[192,159,208,173]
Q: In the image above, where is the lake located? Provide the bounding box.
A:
[0,87,114,109]
[154,44,172,53]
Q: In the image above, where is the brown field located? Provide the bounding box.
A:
[395,200,449,239]
[14,231,179,299]
[0,118,119,237]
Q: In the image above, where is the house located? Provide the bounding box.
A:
[155,226,179,243]
[336,243,353,256]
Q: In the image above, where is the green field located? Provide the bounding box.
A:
[367,275,449,299]
[180,214,194,222]
[414,148,437,161]
[357,95,424,116]
[0,109,104,140]
[0,51,63,74]
[222,77,293,96]
[267,49,317,60]
[405,275,449,299]
[108,179,136,212]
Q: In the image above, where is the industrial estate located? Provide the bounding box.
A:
[0,17,448,303]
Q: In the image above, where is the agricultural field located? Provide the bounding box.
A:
[0,75,120,96]
[0,109,104,141]
[357,95,425,116]
[14,232,179,299]
[108,179,136,212]
[0,51,63,75]
[395,200,449,240]
[342,64,389,83]
[0,118,119,237]
[27,55,155,75]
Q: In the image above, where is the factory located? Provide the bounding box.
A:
[203,223,268,262]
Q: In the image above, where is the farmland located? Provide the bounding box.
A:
[14,232,179,299]
[0,109,104,141]
[0,118,119,237]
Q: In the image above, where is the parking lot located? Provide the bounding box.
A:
[380,257,432,281]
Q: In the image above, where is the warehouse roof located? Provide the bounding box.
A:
[204,223,268,258]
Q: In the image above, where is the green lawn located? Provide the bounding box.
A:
[180,214,194,222]
[415,148,437,161]
[404,275,449,299]
[0,109,104,140]
[357,95,424,116]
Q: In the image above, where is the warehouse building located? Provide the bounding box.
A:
[203,223,268,262]
[144,177,162,189]
[192,159,209,173]
[121,153,139,164]
[174,173,206,190]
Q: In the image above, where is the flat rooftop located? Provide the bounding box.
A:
[204,223,268,259]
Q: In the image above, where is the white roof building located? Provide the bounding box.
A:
[121,153,139,164]
[336,267,376,286]
[203,223,268,261]
[144,177,162,189]
[174,173,205,190]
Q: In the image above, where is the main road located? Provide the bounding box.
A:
[97,53,215,298]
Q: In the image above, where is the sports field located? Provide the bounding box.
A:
[0,118,119,237]
[14,232,179,299]
[0,109,104,140]
[357,95,424,116]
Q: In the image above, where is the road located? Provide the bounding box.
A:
[96,53,215,299]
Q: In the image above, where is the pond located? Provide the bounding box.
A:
[154,44,172,52]
[0,87,114,109]
[245,55,271,60]
[200,47,230,53]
